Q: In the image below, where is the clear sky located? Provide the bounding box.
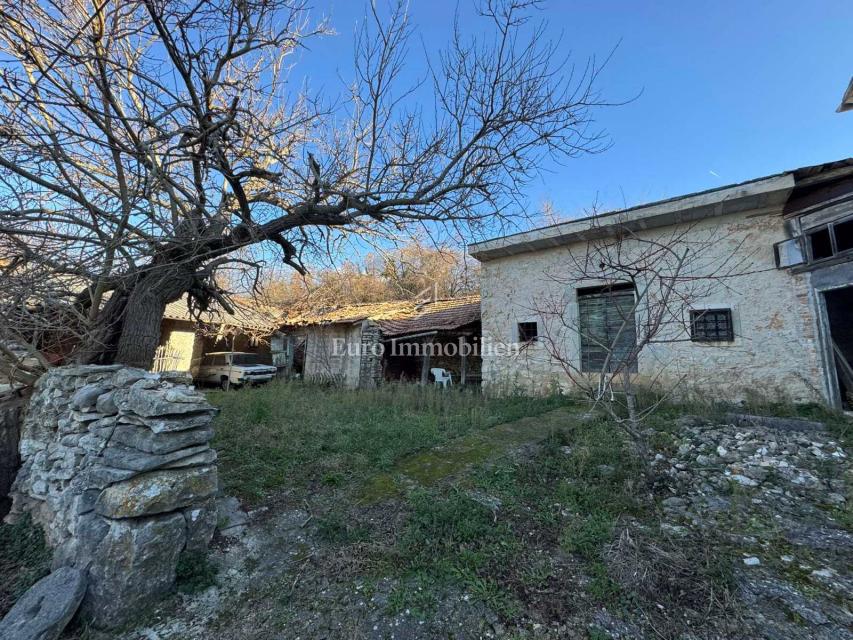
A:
[294,0,852,228]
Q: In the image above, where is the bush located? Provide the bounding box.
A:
[175,550,218,594]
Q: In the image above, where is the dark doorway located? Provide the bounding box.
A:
[824,286,853,409]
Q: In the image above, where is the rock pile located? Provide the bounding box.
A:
[5,365,219,628]
[654,417,852,639]
[655,417,847,524]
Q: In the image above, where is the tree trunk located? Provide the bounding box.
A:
[114,289,169,369]
[113,266,195,369]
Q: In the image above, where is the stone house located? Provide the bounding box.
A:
[281,296,481,388]
[469,159,853,408]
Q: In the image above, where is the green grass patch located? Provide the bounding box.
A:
[0,514,51,616]
[381,488,521,616]
[210,381,570,503]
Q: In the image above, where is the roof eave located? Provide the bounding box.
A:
[468,173,795,262]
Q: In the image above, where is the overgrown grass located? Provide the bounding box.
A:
[209,381,569,503]
[0,514,51,617]
[376,417,645,619]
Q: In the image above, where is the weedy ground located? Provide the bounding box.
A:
[17,381,851,639]
[208,381,571,504]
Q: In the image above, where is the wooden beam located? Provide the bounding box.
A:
[420,340,431,385]
[460,338,467,386]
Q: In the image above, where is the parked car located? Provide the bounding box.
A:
[196,351,277,389]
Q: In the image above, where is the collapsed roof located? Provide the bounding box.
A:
[282,296,481,338]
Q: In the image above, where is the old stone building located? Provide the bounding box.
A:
[281,296,482,388]
[469,159,853,408]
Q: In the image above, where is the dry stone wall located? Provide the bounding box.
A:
[5,365,219,628]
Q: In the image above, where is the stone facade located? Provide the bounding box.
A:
[477,210,826,403]
[6,365,219,628]
[358,321,384,388]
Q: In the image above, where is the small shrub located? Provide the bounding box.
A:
[175,550,218,594]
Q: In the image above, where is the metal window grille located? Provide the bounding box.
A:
[690,309,734,342]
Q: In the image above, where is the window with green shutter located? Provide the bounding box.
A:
[577,283,638,373]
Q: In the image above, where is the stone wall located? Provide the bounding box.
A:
[358,321,383,388]
[478,209,826,403]
[5,365,219,628]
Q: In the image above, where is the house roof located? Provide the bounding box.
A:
[282,296,481,337]
[468,158,853,262]
[163,295,281,332]
[282,299,417,326]
[838,77,853,113]
[379,297,481,337]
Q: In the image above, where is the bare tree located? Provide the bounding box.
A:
[530,215,759,453]
[0,0,610,375]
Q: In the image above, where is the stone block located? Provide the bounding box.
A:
[118,381,211,418]
[80,513,186,628]
[101,443,210,472]
[182,498,217,552]
[111,424,213,454]
[162,449,217,469]
[0,567,86,640]
[70,384,107,410]
[95,466,217,518]
[95,391,118,415]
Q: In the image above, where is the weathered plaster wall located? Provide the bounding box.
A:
[6,365,218,628]
[303,324,364,387]
[479,210,825,403]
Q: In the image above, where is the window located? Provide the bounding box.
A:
[577,283,638,373]
[808,227,833,261]
[835,218,853,253]
[231,353,261,365]
[801,215,853,264]
[517,321,538,343]
[690,309,734,342]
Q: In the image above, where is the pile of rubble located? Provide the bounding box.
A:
[654,415,852,639]
[6,365,219,628]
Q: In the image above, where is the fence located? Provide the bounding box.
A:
[151,345,183,372]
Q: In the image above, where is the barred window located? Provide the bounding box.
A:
[690,309,734,342]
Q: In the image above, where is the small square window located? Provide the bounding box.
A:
[517,321,538,343]
[690,309,734,342]
[808,227,833,261]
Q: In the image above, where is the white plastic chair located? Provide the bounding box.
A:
[431,367,453,388]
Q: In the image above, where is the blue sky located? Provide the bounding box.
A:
[294,0,852,227]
